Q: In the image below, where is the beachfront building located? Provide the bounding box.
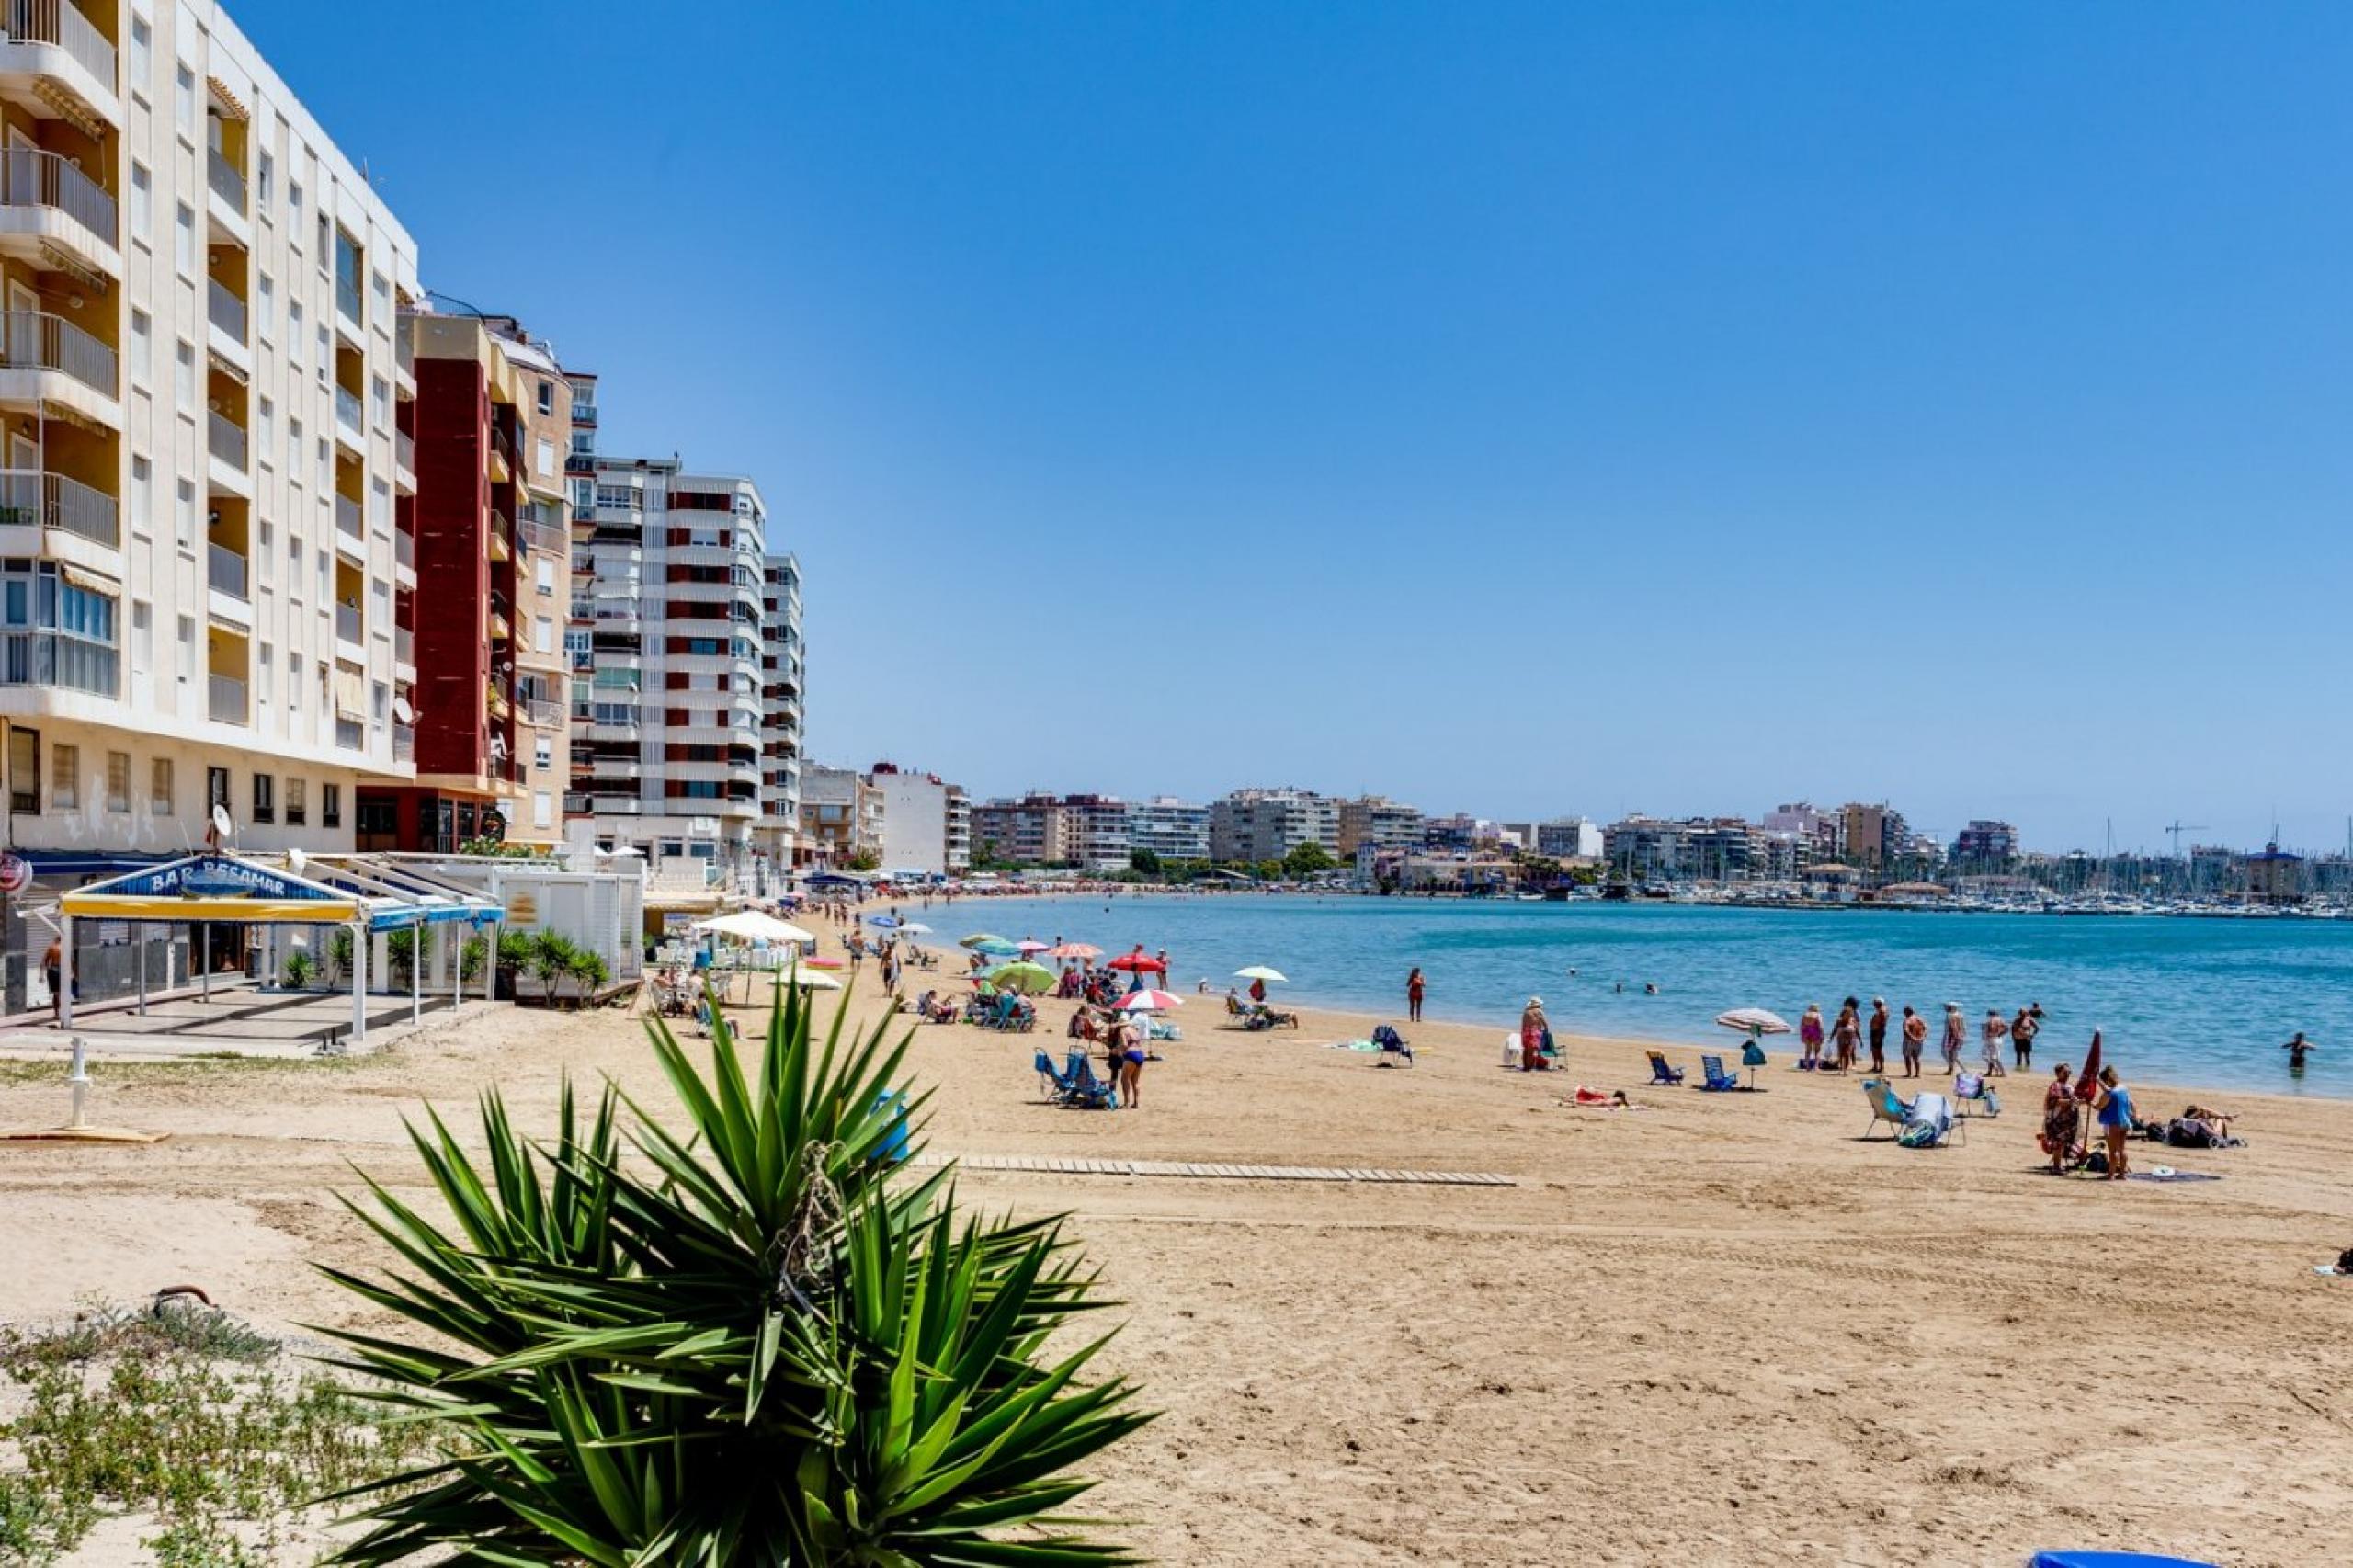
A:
[1763,802,1843,862]
[1394,853,1517,894]
[1536,817,1605,858]
[2245,842,2304,906]
[0,5,423,1006]
[1128,795,1210,862]
[756,551,803,868]
[1949,820,2018,873]
[970,793,1066,867]
[564,442,770,878]
[355,312,570,852]
[1209,787,1339,864]
[870,763,968,877]
[799,763,883,869]
[1060,792,1131,871]
[1336,795,1423,857]
[1838,801,1911,879]
[1604,816,1768,882]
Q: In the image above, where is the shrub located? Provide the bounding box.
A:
[318,986,1149,1563]
[281,950,319,991]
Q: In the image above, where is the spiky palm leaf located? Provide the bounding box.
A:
[314,983,1152,1564]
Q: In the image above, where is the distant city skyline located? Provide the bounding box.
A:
[231,2,2353,853]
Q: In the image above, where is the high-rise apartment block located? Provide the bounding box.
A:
[799,763,883,868]
[1336,795,1423,857]
[0,8,415,890]
[1210,788,1339,864]
[756,550,802,864]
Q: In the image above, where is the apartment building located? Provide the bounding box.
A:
[1127,795,1209,862]
[970,792,1067,867]
[1060,792,1131,871]
[1949,819,2018,871]
[1336,795,1423,857]
[799,762,882,868]
[0,3,419,999]
[755,549,801,867]
[1209,788,1339,864]
[565,445,769,874]
[1535,817,1604,858]
[1838,801,1909,876]
[870,763,967,876]
[355,310,570,851]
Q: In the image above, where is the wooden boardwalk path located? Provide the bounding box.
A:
[911,1153,1513,1187]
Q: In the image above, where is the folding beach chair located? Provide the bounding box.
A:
[1646,1051,1686,1085]
[1896,1091,1962,1148]
[1861,1077,1912,1139]
[1698,1055,1742,1092]
[1061,1048,1119,1110]
[1953,1072,2001,1119]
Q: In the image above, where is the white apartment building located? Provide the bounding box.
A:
[755,549,801,869]
[565,441,768,875]
[871,765,968,877]
[1127,795,1209,862]
[0,3,418,999]
[1209,788,1339,864]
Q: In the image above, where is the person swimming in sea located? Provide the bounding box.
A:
[2283,1032,2317,1073]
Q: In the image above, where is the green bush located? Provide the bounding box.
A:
[325,929,353,988]
[459,936,487,984]
[319,986,1150,1563]
[384,929,417,990]
[280,949,319,991]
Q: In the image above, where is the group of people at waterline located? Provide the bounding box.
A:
[1792,997,2046,1079]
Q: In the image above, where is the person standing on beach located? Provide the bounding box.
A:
[1519,996,1551,1072]
[1900,1006,1927,1079]
[2094,1064,2134,1179]
[1406,967,1426,1024]
[1798,1004,1824,1068]
[2283,1032,2317,1074]
[1939,1005,1965,1075]
[2040,1063,2082,1176]
[1833,998,1861,1073]
[1117,1015,1148,1108]
[1981,1009,2009,1077]
[2011,1006,2040,1070]
[1868,998,1890,1075]
[40,936,62,1022]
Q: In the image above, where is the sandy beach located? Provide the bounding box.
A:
[4,965,2350,1565]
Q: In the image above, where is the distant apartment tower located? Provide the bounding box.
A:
[1950,820,2018,870]
[1838,802,1908,876]
[871,763,968,876]
[1605,816,1766,881]
[756,551,803,866]
[1060,793,1131,871]
[1128,796,1210,862]
[1764,802,1843,862]
[0,6,417,902]
[1210,788,1339,863]
[357,312,570,850]
[1337,795,1423,857]
[564,431,769,871]
[970,793,1068,866]
[1536,817,1604,858]
[799,763,882,867]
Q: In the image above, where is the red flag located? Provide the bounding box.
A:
[2075,1030,2103,1103]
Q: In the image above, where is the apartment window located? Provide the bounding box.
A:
[105,752,130,813]
[130,456,151,534]
[534,616,553,654]
[314,324,328,376]
[130,163,150,244]
[6,728,33,812]
[175,479,194,548]
[257,399,275,465]
[534,735,552,769]
[257,153,274,213]
[131,600,150,679]
[256,645,272,704]
[252,772,274,824]
[175,203,194,277]
[372,682,388,727]
[288,302,303,367]
[536,557,553,595]
[322,781,341,827]
[288,655,302,714]
[315,545,327,602]
[51,744,77,812]
[571,477,593,510]
[372,271,390,321]
[314,437,327,491]
[176,616,194,684]
[206,766,229,816]
[150,756,173,815]
[257,522,273,585]
[175,339,193,408]
[129,18,150,101]
[286,415,301,470]
[284,778,306,826]
[318,213,331,271]
[256,275,274,342]
[533,790,552,830]
[175,64,195,137]
[535,437,554,478]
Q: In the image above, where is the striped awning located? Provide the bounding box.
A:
[206,76,250,122]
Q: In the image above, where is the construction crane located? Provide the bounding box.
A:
[2163,821,2211,858]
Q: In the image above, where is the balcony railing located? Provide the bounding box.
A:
[394,428,414,472]
[335,271,362,331]
[335,716,363,750]
[393,528,413,570]
[0,310,115,397]
[0,469,115,545]
[335,385,363,434]
[205,147,246,216]
[528,698,562,727]
[207,673,246,724]
[205,541,247,600]
[394,625,413,666]
[205,278,245,343]
[394,327,414,381]
[573,404,597,426]
[392,722,414,762]
[335,603,362,645]
[0,146,115,246]
[335,494,363,540]
[205,409,246,470]
[0,2,116,97]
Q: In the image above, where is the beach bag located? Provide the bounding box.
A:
[1896,1121,1941,1149]
[2166,1118,2218,1149]
[2337,1246,2353,1275]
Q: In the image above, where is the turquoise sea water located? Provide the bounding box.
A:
[916,894,2353,1096]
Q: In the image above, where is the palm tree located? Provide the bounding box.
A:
[318,985,1149,1563]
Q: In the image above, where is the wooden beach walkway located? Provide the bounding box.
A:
[912,1153,1513,1187]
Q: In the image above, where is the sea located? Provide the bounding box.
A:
[903,893,2353,1097]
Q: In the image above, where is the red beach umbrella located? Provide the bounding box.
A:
[1108,949,1165,973]
[2075,1030,2103,1104]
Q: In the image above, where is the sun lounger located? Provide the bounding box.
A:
[1698,1054,1742,1092]
[1897,1091,1961,1147]
[1861,1077,1912,1139]
[1646,1051,1685,1085]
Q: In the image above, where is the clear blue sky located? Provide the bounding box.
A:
[238,1,2353,856]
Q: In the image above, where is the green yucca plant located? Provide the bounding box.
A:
[313,983,1151,1564]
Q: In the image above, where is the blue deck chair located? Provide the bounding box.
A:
[1646,1051,1685,1085]
[1954,1071,2002,1119]
[1861,1077,1912,1139]
[1061,1048,1119,1109]
[1699,1054,1742,1092]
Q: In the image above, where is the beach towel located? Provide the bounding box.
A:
[2126,1168,2222,1184]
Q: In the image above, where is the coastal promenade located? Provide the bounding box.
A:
[2,961,2346,1562]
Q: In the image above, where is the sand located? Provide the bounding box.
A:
[3,968,2350,1566]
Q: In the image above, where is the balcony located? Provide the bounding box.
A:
[335,494,364,546]
[0,309,117,425]
[334,384,364,443]
[527,698,563,727]
[205,409,246,472]
[205,277,246,342]
[0,469,114,547]
[393,324,414,393]
[0,1,120,131]
[205,541,248,602]
[393,625,414,669]
[335,716,363,751]
[335,273,362,335]
[0,145,118,278]
[393,427,415,489]
[335,603,362,647]
[205,148,246,217]
[207,673,246,725]
[392,722,414,763]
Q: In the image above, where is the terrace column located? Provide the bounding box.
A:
[350,920,368,1047]
[410,918,422,1025]
[57,915,73,1029]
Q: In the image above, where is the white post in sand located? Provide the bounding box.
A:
[452,925,464,1010]
[65,1035,89,1129]
[57,915,74,1029]
[199,921,210,1003]
[410,917,422,1026]
[350,919,369,1048]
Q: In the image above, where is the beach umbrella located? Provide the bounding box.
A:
[2075,1030,2104,1105]
[775,969,843,991]
[959,933,1007,949]
[1713,1007,1791,1036]
[983,960,1056,994]
[1115,989,1182,1012]
[1108,949,1166,973]
[1233,966,1288,983]
[692,910,817,945]
[1051,942,1101,960]
[1017,939,1053,956]
[970,937,1023,959]
[898,922,933,936]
